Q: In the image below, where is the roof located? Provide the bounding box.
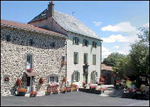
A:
[1,19,66,38]
[28,9,101,40]
[101,64,113,71]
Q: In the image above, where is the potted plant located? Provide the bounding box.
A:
[66,87,71,92]
[82,82,86,88]
[39,77,44,84]
[16,78,22,87]
[60,87,66,93]
[70,84,78,91]
[17,88,27,96]
[27,68,32,73]
[30,91,37,97]
[52,89,58,94]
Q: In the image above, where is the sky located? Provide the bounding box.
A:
[1,1,149,60]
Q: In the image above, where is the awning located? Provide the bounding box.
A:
[25,71,38,77]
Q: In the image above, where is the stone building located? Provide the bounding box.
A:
[1,20,67,96]
[28,1,103,87]
[101,64,115,85]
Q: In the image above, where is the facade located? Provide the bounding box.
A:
[101,64,114,85]
[28,1,102,87]
[1,20,67,96]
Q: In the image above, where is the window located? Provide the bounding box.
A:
[83,39,89,47]
[74,52,79,64]
[92,41,97,48]
[26,54,32,69]
[50,76,58,83]
[72,71,80,82]
[91,71,97,84]
[29,39,34,46]
[73,37,79,45]
[84,53,88,64]
[47,74,59,83]
[50,42,55,48]
[6,34,11,42]
[93,54,96,65]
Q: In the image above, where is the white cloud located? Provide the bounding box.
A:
[101,22,136,32]
[113,46,119,49]
[101,34,129,43]
[102,46,112,60]
[93,21,102,26]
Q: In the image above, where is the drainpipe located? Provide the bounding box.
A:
[100,40,103,77]
[65,37,67,87]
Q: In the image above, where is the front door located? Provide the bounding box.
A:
[26,76,33,93]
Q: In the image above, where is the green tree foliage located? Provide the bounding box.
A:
[103,52,124,66]
[105,25,149,78]
[113,55,133,77]
[129,25,149,75]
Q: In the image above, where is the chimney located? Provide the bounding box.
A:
[47,1,54,17]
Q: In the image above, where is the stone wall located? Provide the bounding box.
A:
[1,26,66,96]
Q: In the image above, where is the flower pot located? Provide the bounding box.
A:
[30,94,36,97]
[60,91,66,94]
[53,91,58,94]
[17,92,26,96]
[39,77,44,84]
[45,92,51,95]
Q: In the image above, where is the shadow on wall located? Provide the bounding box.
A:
[1,27,66,50]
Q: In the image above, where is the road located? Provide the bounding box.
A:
[1,91,149,106]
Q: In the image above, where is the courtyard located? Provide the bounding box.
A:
[1,91,149,106]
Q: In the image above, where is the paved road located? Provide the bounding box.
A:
[1,91,149,106]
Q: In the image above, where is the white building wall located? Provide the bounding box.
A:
[67,32,101,87]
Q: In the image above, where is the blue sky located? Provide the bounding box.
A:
[1,1,149,60]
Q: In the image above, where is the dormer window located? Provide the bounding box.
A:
[83,39,89,47]
[92,41,97,48]
[73,37,79,45]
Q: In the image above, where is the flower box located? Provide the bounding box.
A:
[60,87,66,93]
[30,91,37,97]
[66,87,71,92]
[17,92,26,96]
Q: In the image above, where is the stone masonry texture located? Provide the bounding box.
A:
[1,26,66,96]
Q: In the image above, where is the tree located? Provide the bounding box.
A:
[113,55,133,77]
[130,41,149,75]
[129,25,149,76]
[113,25,149,78]
[103,52,124,66]
[137,24,149,46]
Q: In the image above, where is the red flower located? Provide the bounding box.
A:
[18,88,27,92]
[27,68,32,72]
[16,78,22,86]
[30,91,37,95]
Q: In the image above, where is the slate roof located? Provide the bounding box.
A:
[28,9,101,40]
[1,19,66,38]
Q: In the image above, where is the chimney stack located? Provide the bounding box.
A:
[47,1,54,17]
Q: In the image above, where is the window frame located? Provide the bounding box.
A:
[83,39,89,47]
[91,71,97,84]
[92,41,97,48]
[26,54,33,70]
[47,75,59,83]
[50,42,55,48]
[29,39,34,46]
[72,71,80,82]
[6,34,11,42]
[74,52,79,64]
[73,37,79,45]
[93,54,96,65]
[84,53,88,64]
